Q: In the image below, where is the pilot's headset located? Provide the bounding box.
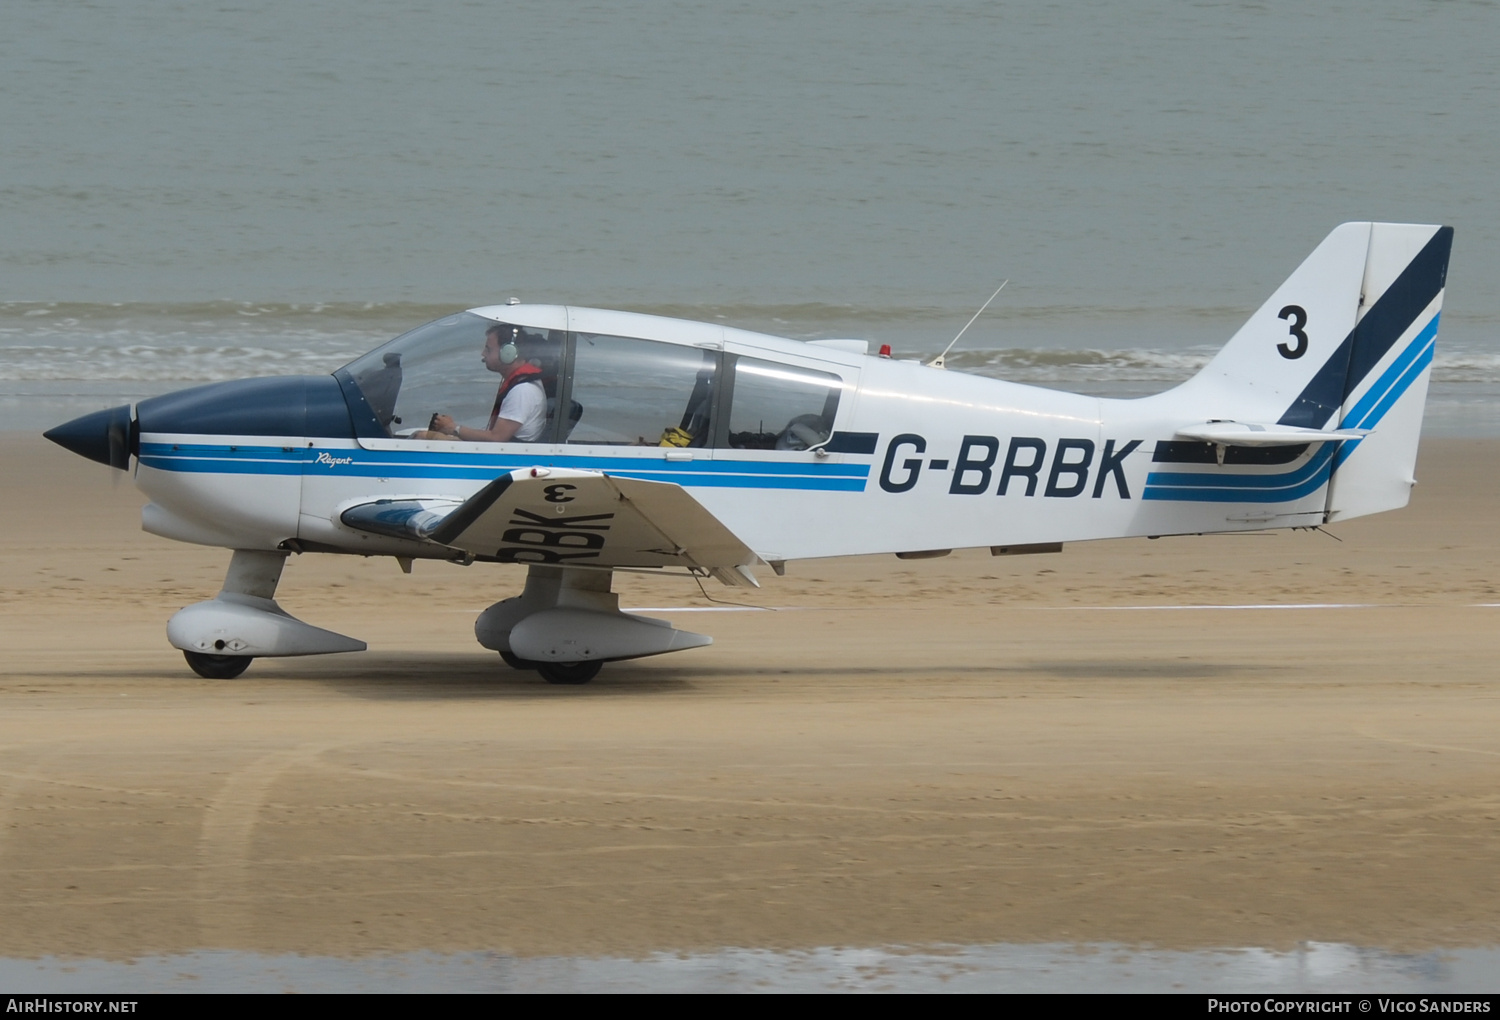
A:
[489,325,522,366]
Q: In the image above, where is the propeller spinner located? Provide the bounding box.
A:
[44,404,137,470]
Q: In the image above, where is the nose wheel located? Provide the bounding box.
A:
[183,650,253,679]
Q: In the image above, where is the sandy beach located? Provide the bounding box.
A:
[1,432,1498,960]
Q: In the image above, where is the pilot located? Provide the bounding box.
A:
[418,324,547,442]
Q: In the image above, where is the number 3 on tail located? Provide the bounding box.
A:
[1277,305,1308,359]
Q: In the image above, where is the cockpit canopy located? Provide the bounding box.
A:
[337,310,848,450]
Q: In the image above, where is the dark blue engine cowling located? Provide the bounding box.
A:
[46,374,378,467]
[135,375,360,438]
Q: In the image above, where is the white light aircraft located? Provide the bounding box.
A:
[46,222,1452,684]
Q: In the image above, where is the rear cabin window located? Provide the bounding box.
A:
[725,357,843,451]
[566,334,717,447]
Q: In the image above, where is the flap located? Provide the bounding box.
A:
[1174,421,1372,447]
[425,468,759,572]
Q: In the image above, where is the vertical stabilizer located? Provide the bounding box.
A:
[1178,222,1373,424]
[1172,222,1451,524]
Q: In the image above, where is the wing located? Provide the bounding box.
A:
[341,469,761,586]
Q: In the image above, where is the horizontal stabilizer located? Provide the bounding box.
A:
[1174,421,1372,447]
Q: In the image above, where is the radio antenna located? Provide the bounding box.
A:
[928,279,1007,370]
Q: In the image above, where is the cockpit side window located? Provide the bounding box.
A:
[338,312,566,443]
[723,357,843,451]
[564,333,718,447]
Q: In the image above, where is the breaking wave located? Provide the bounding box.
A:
[6,343,1498,386]
[0,343,369,382]
[943,347,1212,384]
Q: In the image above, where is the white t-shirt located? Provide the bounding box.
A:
[496,378,547,442]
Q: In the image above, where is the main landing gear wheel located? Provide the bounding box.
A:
[537,660,602,685]
[183,650,253,679]
[500,650,541,671]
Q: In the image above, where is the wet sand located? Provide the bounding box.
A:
[1,433,1498,960]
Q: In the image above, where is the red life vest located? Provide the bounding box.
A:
[486,363,545,430]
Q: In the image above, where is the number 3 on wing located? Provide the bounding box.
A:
[1277,304,1308,359]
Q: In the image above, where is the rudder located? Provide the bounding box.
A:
[1323,224,1452,521]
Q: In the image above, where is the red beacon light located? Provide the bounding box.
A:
[878,344,892,359]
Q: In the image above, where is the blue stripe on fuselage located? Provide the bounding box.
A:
[136,442,871,491]
[1142,445,1337,503]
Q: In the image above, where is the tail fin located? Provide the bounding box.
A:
[1180,222,1452,521]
